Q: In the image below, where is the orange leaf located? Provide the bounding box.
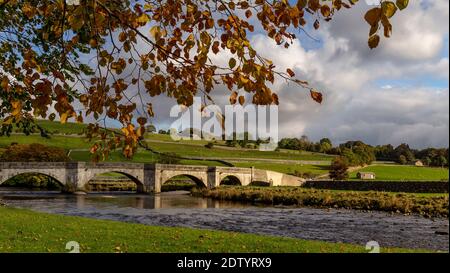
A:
[229,91,238,105]
[310,89,323,104]
[286,68,295,77]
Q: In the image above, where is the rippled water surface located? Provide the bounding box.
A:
[1,188,448,251]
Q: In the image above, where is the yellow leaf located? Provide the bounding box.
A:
[11,100,22,117]
[60,112,68,124]
[136,13,150,24]
[381,1,397,18]
[150,26,160,38]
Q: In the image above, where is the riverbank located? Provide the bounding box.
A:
[191,187,449,218]
[0,207,436,253]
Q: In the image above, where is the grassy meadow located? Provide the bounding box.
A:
[350,165,449,181]
[0,207,434,253]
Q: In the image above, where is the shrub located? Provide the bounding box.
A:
[329,156,349,180]
[157,152,181,164]
[204,142,214,149]
[0,143,70,162]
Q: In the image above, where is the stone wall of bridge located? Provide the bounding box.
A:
[0,162,304,193]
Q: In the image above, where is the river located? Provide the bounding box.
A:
[0,187,448,251]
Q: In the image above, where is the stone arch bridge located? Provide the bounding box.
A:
[0,162,304,193]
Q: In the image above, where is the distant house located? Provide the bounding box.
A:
[413,160,424,167]
[357,172,376,180]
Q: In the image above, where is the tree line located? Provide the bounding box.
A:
[278,136,449,168]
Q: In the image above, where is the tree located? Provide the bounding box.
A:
[145,124,156,133]
[319,138,332,153]
[329,156,349,181]
[0,0,409,160]
[339,141,375,166]
[423,157,432,166]
[435,156,448,168]
[394,143,415,163]
[398,155,407,165]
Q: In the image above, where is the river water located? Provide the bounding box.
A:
[0,188,448,251]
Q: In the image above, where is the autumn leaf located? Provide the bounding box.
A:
[396,0,409,10]
[229,91,238,105]
[238,96,245,105]
[364,8,381,26]
[286,68,295,77]
[60,112,69,124]
[368,34,380,49]
[272,93,279,105]
[321,5,331,18]
[381,1,397,18]
[11,100,22,117]
[310,89,323,104]
[137,117,147,126]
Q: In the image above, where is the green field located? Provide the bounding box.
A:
[0,207,432,253]
[35,120,88,135]
[233,162,330,176]
[350,165,449,181]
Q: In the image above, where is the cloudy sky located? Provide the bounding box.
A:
[146,0,449,149]
[94,0,448,149]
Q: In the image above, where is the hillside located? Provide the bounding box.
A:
[0,121,333,177]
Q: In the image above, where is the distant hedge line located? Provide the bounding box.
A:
[302,180,449,193]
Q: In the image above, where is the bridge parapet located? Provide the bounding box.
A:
[0,162,76,169]
[154,164,210,172]
[79,162,147,169]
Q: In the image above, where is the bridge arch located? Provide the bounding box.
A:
[83,171,145,192]
[0,171,65,188]
[162,174,207,188]
[219,175,242,186]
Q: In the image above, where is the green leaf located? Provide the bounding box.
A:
[229,58,236,69]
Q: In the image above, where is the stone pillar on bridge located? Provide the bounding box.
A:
[142,164,156,193]
[207,167,220,189]
[65,162,81,193]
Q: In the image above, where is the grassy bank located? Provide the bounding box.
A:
[192,187,449,218]
[349,165,449,181]
[0,207,433,253]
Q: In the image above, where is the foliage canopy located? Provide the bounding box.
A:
[0,0,409,159]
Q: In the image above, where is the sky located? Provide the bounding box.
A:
[140,0,449,149]
[61,0,449,149]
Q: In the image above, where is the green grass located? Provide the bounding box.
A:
[141,140,333,161]
[233,162,329,176]
[35,120,88,135]
[0,207,433,253]
[350,165,449,181]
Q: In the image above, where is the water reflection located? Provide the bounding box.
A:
[0,187,249,210]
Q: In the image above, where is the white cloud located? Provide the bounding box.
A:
[243,0,449,148]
